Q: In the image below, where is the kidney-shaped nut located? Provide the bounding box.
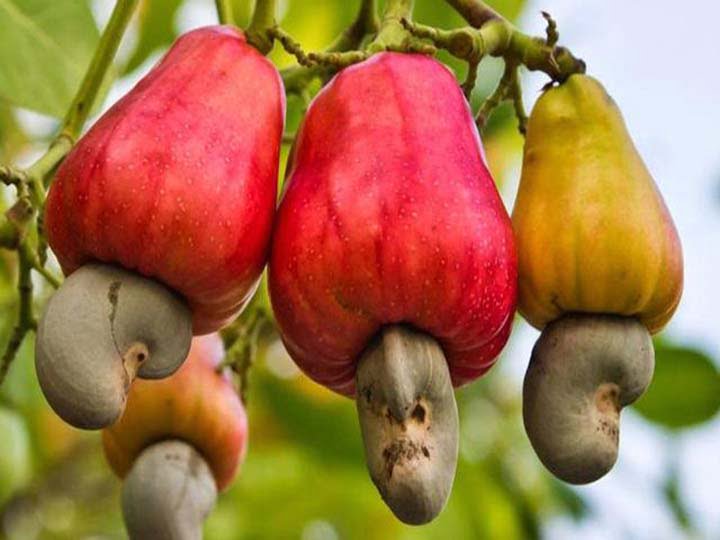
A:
[523,314,654,484]
[121,439,216,540]
[36,263,192,430]
[356,325,459,525]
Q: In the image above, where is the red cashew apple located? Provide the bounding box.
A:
[103,334,247,539]
[36,25,284,430]
[269,52,517,524]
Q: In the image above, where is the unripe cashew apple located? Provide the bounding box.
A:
[103,334,247,540]
[512,74,683,334]
[269,52,517,524]
[512,74,683,484]
[103,334,248,491]
[37,25,284,430]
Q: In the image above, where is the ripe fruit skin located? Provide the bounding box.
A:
[512,74,682,334]
[102,334,247,491]
[45,25,285,334]
[269,52,517,395]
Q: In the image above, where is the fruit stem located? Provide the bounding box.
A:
[214,0,235,25]
[246,0,278,54]
[368,0,414,52]
[0,247,35,386]
[281,0,380,94]
[62,0,139,147]
[403,16,584,82]
[444,0,502,27]
[356,325,458,525]
[219,293,271,403]
[306,0,436,68]
[475,60,527,134]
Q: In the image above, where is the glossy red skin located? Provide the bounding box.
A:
[45,26,285,334]
[269,53,517,396]
[102,334,247,491]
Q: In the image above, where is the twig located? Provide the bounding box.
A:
[410,1,585,81]
[444,0,502,27]
[0,248,35,386]
[61,0,139,145]
[281,0,381,93]
[246,0,278,54]
[268,26,313,66]
[476,62,516,132]
[218,307,270,403]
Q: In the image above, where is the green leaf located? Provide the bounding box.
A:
[634,342,720,429]
[0,103,30,161]
[0,0,101,117]
[123,0,183,75]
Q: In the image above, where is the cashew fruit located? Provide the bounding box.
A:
[513,74,683,485]
[512,74,682,334]
[270,52,516,396]
[45,25,284,333]
[269,52,516,523]
[37,25,284,429]
[102,334,248,491]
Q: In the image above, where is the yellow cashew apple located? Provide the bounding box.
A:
[513,74,683,485]
[512,74,683,334]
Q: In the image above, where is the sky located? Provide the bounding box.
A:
[28,1,720,538]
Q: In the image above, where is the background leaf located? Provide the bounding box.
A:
[0,0,101,117]
[634,341,720,429]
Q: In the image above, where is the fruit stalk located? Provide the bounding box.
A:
[61,0,140,151]
[246,0,278,54]
[402,16,584,83]
[372,0,414,47]
[281,0,380,94]
[214,0,234,25]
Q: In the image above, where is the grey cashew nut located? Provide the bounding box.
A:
[36,263,192,430]
[523,314,654,485]
[122,440,217,540]
[356,325,458,525]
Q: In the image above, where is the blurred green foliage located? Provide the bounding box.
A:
[634,341,720,429]
[0,0,103,117]
[0,1,717,539]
